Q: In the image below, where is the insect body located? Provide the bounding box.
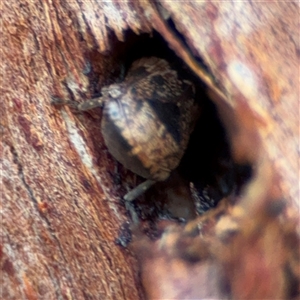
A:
[53,57,199,200]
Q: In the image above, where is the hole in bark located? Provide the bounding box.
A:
[85,30,253,221]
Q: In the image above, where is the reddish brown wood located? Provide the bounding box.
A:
[1,1,151,299]
[1,0,299,299]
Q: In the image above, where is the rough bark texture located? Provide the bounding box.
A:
[1,0,299,299]
[1,1,152,299]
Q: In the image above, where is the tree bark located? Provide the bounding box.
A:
[1,0,299,299]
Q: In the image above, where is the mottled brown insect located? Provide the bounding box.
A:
[52,57,199,201]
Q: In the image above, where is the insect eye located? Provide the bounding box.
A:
[106,100,121,120]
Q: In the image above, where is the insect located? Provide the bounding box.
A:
[52,57,199,201]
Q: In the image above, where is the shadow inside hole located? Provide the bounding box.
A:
[178,94,253,214]
[85,30,206,97]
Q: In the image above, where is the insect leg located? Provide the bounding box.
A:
[77,97,104,111]
[51,96,104,111]
[123,179,155,201]
[51,96,78,108]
